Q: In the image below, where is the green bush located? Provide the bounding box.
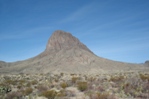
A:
[60,82,68,89]
[72,77,78,83]
[40,90,57,99]
[77,81,88,91]
[31,80,38,85]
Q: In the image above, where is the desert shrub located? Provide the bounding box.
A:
[40,90,57,99]
[0,82,7,86]
[37,85,48,92]
[66,80,73,86]
[17,85,22,89]
[88,77,96,82]
[72,77,78,84]
[77,81,88,91]
[54,79,59,82]
[96,92,116,99]
[110,75,124,82]
[87,82,94,90]
[65,90,76,97]
[31,80,38,85]
[5,91,23,99]
[95,86,105,92]
[50,84,55,88]
[137,93,149,99]
[18,79,26,85]
[85,91,94,98]
[89,93,98,99]
[141,81,149,93]
[96,92,108,99]
[70,73,76,76]
[0,85,11,94]
[139,74,149,81]
[3,76,11,80]
[57,90,66,97]
[60,73,64,76]
[23,87,33,95]
[26,82,31,87]
[60,82,68,89]
[89,92,108,99]
[4,79,16,85]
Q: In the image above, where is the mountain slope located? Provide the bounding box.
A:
[0,30,148,74]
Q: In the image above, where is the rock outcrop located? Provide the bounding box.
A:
[45,30,93,53]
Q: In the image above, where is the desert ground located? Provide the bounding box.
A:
[0,71,149,99]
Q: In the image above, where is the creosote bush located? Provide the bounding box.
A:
[40,90,57,99]
[72,77,78,84]
[77,81,88,91]
[60,82,68,89]
[31,80,38,85]
[139,73,149,81]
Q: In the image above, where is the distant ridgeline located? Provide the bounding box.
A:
[0,30,148,74]
[145,60,149,67]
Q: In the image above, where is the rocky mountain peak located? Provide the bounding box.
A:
[45,30,93,53]
[0,30,147,74]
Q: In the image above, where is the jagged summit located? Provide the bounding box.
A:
[45,30,93,53]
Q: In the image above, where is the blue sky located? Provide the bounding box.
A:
[0,0,149,63]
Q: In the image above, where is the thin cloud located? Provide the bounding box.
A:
[59,3,95,24]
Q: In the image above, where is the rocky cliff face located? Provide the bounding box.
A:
[0,30,148,74]
[45,30,93,53]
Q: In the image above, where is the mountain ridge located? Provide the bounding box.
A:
[0,30,148,74]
